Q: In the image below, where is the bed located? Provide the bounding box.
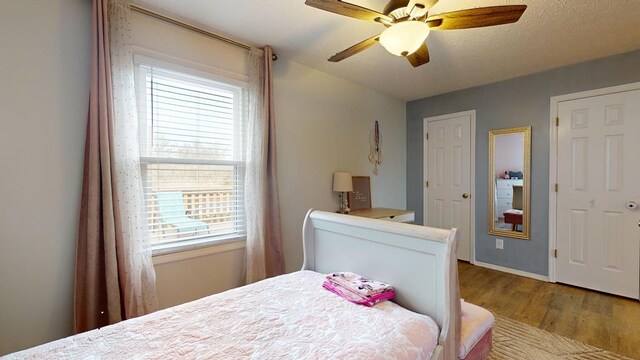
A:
[5,209,460,360]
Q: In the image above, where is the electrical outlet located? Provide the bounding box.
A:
[495,239,504,250]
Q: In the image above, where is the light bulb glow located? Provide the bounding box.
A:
[379,21,430,57]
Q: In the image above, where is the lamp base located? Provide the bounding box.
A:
[337,192,351,214]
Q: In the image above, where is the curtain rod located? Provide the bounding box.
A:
[129,4,278,61]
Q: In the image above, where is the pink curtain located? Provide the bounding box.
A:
[74,0,157,333]
[245,46,285,283]
[261,47,285,279]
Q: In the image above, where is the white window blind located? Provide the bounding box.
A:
[135,58,246,247]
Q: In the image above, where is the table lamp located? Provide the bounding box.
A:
[333,172,353,214]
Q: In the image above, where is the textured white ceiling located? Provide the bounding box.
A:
[135,0,640,101]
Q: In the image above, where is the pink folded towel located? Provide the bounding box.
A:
[323,272,396,307]
[326,272,392,296]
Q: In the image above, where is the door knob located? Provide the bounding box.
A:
[462,193,470,199]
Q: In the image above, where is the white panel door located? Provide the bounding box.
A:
[426,114,472,261]
[556,89,640,299]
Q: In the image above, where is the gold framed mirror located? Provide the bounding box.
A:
[488,126,531,239]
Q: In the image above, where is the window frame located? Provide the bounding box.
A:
[133,52,249,255]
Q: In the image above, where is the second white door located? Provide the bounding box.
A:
[556,88,640,299]
[424,111,474,261]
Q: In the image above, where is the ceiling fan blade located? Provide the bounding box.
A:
[421,0,439,11]
[328,35,380,62]
[406,42,430,67]
[426,5,527,30]
[305,0,393,23]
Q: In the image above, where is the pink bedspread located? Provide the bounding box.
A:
[6,271,439,359]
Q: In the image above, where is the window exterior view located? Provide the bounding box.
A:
[135,59,246,246]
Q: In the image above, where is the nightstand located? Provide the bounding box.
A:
[495,179,523,218]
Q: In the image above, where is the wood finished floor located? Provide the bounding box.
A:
[458,261,640,359]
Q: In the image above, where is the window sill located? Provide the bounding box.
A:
[152,236,246,265]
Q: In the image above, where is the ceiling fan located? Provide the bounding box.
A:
[305,0,527,67]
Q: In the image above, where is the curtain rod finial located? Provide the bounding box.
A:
[271,53,278,61]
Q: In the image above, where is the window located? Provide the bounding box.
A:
[134,56,246,248]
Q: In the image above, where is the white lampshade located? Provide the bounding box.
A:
[332,172,353,192]
[379,21,430,57]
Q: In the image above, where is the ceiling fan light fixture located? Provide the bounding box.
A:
[379,21,430,57]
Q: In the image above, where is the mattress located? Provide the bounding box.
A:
[6,271,440,359]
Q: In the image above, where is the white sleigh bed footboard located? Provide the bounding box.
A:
[301,209,459,360]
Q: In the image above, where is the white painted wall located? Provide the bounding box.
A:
[0,4,406,354]
[0,0,91,355]
[152,244,246,309]
[274,61,407,272]
[130,11,248,76]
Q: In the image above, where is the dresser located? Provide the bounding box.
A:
[348,208,415,223]
[495,179,523,219]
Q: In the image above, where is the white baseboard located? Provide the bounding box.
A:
[473,261,549,282]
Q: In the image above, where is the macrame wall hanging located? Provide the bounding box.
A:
[368,121,383,175]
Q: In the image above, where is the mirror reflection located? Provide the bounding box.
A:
[488,127,531,239]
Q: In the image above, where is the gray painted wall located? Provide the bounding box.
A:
[407,50,640,276]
